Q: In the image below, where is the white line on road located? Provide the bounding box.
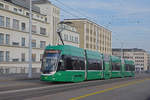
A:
[0,84,64,95]
[0,80,95,95]
[0,78,133,95]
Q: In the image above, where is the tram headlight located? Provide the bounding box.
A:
[52,78,56,80]
[58,73,62,76]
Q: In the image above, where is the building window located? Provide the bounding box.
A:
[6,17,10,28]
[45,18,47,22]
[26,12,29,16]
[36,15,39,18]
[6,51,10,62]
[0,3,4,8]
[12,58,19,62]
[0,33,4,45]
[32,25,36,33]
[64,34,68,41]
[40,41,46,49]
[75,37,79,43]
[12,42,19,46]
[40,27,46,35]
[21,22,26,31]
[19,9,22,12]
[6,34,10,45]
[13,8,17,12]
[32,40,36,48]
[21,53,25,62]
[0,16,4,27]
[5,5,9,10]
[86,44,89,48]
[72,36,74,42]
[40,54,43,61]
[0,51,4,62]
[13,19,19,30]
[69,35,72,41]
[32,54,36,62]
[21,37,25,46]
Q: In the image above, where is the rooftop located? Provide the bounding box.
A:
[32,0,51,4]
[64,18,112,32]
[4,0,41,13]
[112,48,146,52]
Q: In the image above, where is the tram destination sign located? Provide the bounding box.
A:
[45,50,60,54]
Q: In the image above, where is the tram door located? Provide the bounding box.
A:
[121,59,125,78]
[103,55,111,79]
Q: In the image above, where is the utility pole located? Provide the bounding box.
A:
[28,0,32,78]
[96,26,98,51]
[121,42,124,63]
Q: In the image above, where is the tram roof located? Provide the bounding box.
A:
[45,45,85,58]
[124,59,134,65]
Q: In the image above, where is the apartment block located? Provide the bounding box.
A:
[64,18,112,55]
[57,21,80,47]
[0,0,60,73]
[112,48,148,71]
[147,52,150,70]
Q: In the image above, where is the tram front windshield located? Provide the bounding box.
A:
[41,50,60,74]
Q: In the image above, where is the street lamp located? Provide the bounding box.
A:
[28,0,32,78]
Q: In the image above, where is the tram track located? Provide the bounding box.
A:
[0,74,150,100]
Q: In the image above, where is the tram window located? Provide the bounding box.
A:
[88,59,95,70]
[72,57,85,70]
[125,64,127,71]
[112,62,121,71]
[125,64,130,71]
[109,63,111,70]
[78,58,85,70]
[71,57,78,70]
[112,62,115,70]
[116,63,121,70]
[129,65,131,71]
[131,65,135,71]
[88,59,101,70]
[62,55,85,70]
[97,60,102,70]
[129,65,135,71]
[65,56,73,70]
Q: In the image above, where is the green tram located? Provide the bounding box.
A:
[40,45,135,82]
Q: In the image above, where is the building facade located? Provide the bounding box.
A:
[33,0,60,45]
[112,48,148,71]
[64,18,112,55]
[0,0,60,74]
[147,52,150,71]
[57,22,80,47]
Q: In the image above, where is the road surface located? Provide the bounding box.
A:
[0,73,150,100]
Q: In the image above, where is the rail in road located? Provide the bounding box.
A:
[0,74,150,100]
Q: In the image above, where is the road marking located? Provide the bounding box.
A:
[0,79,105,94]
[0,78,125,93]
[69,78,150,100]
[0,79,16,82]
[0,83,72,95]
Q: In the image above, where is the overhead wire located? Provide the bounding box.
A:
[51,0,145,49]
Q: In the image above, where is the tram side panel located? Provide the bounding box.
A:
[86,50,103,80]
[111,56,122,78]
[103,54,111,79]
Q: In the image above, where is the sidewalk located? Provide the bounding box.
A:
[0,73,40,81]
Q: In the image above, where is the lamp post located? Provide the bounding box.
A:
[121,42,124,65]
[28,0,32,78]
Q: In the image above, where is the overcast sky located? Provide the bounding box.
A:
[50,0,150,51]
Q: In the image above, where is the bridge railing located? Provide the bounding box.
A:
[0,66,41,75]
